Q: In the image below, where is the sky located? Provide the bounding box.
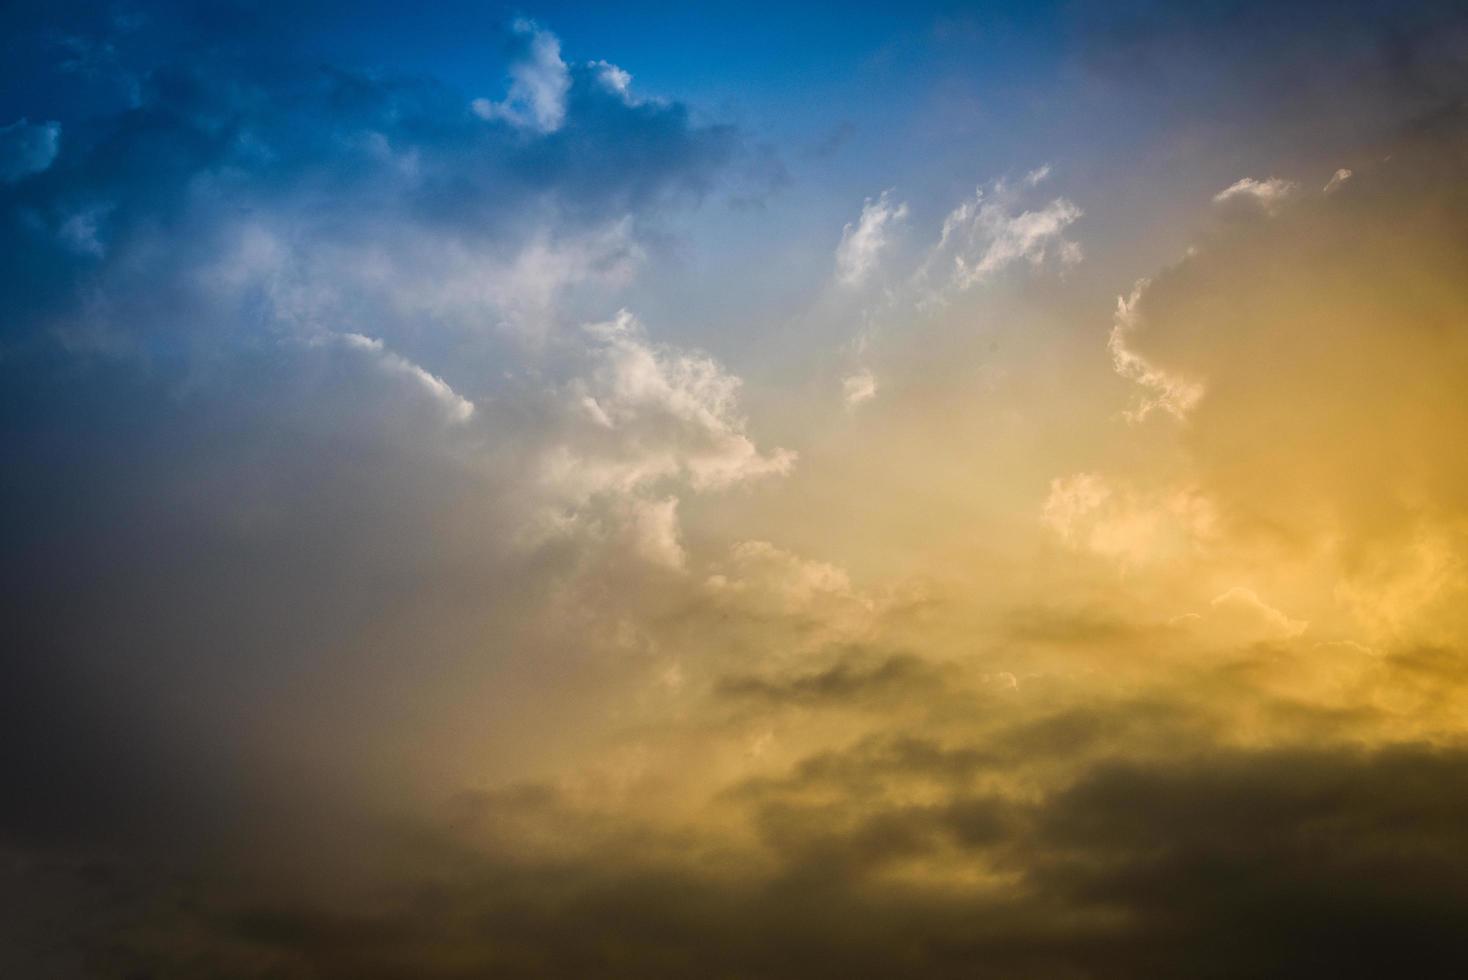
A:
[4,1,1468,976]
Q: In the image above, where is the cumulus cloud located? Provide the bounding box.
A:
[471,19,572,133]
[543,311,795,507]
[588,59,634,99]
[0,26,742,361]
[835,190,908,286]
[0,118,60,182]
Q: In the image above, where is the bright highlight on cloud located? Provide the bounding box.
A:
[835,189,908,285]
[918,173,1082,304]
[1212,175,1297,213]
[471,18,572,132]
[5,2,1468,977]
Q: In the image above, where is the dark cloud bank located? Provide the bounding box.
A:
[12,736,1468,978]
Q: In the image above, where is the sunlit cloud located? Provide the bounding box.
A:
[5,2,1468,976]
[835,189,908,286]
[1212,175,1297,214]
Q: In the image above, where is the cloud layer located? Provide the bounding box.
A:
[5,2,1468,977]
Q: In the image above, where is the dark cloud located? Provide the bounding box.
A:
[1002,605,1148,646]
[1033,745,1468,977]
[22,736,1468,979]
[715,651,947,707]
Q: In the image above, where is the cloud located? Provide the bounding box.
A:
[716,652,946,708]
[329,333,475,424]
[835,189,908,286]
[1041,472,1111,545]
[842,368,878,408]
[1211,175,1297,214]
[0,24,744,356]
[1042,472,1217,567]
[46,737,1468,978]
[918,175,1082,304]
[0,118,60,182]
[1109,281,1206,421]
[471,19,572,133]
[1324,167,1353,193]
[7,5,1468,977]
[626,496,686,570]
[1035,746,1468,976]
[588,59,634,99]
[0,6,769,918]
[709,540,862,613]
[1101,116,1468,643]
[1206,586,1310,640]
[542,311,795,508]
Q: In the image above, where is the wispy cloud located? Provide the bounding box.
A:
[835,190,908,286]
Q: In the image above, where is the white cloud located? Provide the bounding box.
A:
[1212,176,1297,214]
[539,311,795,512]
[842,368,878,408]
[0,118,60,183]
[920,177,1082,302]
[1108,281,1205,422]
[1323,168,1353,194]
[528,313,794,567]
[1023,163,1052,186]
[835,190,908,287]
[471,19,571,134]
[333,333,476,424]
[589,60,633,100]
